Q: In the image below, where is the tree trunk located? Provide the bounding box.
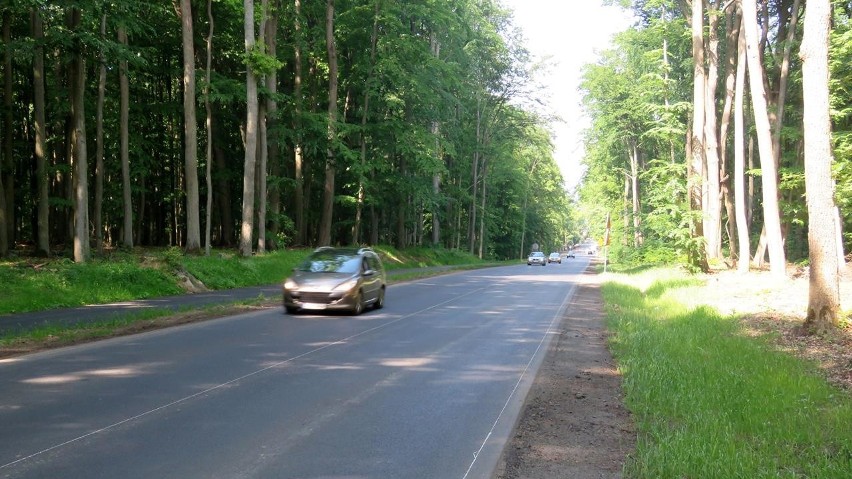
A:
[742,0,786,276]
[70,8,89,263]
[630,141,642,247]
[772,0,801,168]
[704,0,722,259]
[354,0,380,245]
[118,26,133,248]
[265,3,279,250]
[32,7,49,256]
[469,97,481,254]
[204,0,214,255]
[293,0,305,245]
[94,14,107,253]
[430,31,441,247]
[318,0,338,246]
[239,0,259,257]
[2,11,13,250]
[181,0,201,253]
[800,0,840,333]
[688,0,709,272]
[734,9,749,273]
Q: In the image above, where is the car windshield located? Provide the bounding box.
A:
[530,252,544,257]
[297,251,361,273]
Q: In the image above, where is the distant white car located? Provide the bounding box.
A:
[527,251,547,266]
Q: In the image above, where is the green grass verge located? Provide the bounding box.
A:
[0,246,498,315]
[603,268,852,478]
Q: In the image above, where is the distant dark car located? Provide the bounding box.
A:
[548,252,562,264]
[283,247,386,315]
[527,251,547,266]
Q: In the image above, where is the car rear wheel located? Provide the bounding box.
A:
[374,287,385,309]
[285,305,299,314]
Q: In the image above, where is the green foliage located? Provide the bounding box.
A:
[604,270,852,477]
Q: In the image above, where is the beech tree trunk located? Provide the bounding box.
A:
[265,4,280,250]
[734,12,750,273]
[95,14,106,253]
[204,0,214,255]
[118,26,133,248]
[293,0,306,245]
[741,0,786,276]
[688,0,709,272]
[800,0,840,333]
[70,8,89,263]
[32,7,49,256]
[1,11,12,252]
[318,0,337,246]
[239,0,259,256]
[703,0,722,259]
[181,0,201,253]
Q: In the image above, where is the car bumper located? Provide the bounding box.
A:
[283,288,359,312]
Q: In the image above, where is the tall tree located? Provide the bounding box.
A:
[180,0,201,252]
[118,25,133,248]
[734,11,750,273]
[32,6,49,256]
[2,10,12,250]
[318,0,338,246]
[741,0,786,276]
[688,0,709,272]
[94,14,107,253]
[204,0,214,255]
[801,0,841,332]
[239,0,260,257]
[69,7,90,263]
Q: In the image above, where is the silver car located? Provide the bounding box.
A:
[283,247,386,315]
[527,251,547,266]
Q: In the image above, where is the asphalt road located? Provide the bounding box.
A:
[0,258,589,479]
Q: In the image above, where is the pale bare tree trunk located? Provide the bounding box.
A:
[257,89,268,253]
[800,0,840,333]
[293,0,305,245]
[630,141,642,247]
[94,14,107,253]
[719,7,740,263]
[742,0,786,276]
[32,8,49,256]
[734,12,750,273]
[239,0,259,256]
[318,0,337,246]
[689,0,709,272]
[704,0,722,259]
[118,26,133,248]
[181,0,201,253]
[204,0,214,255]
[70,8,89,263]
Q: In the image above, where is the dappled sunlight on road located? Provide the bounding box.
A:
[21,361,169,385]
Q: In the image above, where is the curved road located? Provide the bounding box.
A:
[0,258,589,479]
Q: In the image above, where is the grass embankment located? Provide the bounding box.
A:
[0,245,498,349]
[603,267,852,478]
[0,245,493,316]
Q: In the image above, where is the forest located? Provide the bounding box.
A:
[0,0,571,262]
[578,0,850,330]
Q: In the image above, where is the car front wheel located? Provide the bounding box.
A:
[374,287,385,309]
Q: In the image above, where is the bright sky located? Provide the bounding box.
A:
[501,0,634,192]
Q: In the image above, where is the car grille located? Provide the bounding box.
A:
[299,292,333,304]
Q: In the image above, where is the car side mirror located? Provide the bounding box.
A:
[363,269,375,277]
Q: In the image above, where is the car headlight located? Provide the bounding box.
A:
[333,278,359,292]
[284,278,299,290]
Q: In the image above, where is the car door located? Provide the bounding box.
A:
[361,255,381,302]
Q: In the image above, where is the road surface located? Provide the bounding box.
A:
[0,258,589,478]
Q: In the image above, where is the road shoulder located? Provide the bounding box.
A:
[494,267,635,479]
